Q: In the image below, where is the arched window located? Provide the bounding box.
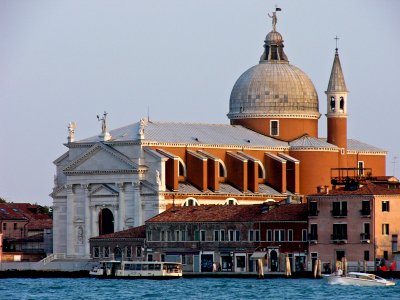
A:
[224,198,238,205]
[218,160,227,178]
[340,97,344,111]
[177,158,186,177]
[330,96,335,111]
[182,198,199,207]
[98,208,114,235]
[114,247,122,261]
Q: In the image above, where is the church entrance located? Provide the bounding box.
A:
[99,208,114,235]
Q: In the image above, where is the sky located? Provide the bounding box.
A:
[0,0,399,206]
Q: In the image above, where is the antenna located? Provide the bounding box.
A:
[147,105,150,122]
[393,156,398,177]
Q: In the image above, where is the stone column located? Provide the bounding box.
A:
[66,184,75,256]
[82,184,91,257]
[133,181,142,226]
[113,204,119,232]
[117,182,125,231]
[91,205,97,238]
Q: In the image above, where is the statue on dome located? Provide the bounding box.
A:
[268,7,281,32]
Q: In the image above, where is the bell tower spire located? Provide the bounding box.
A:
[326,39,348,167]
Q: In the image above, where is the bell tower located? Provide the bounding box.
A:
[326,42,348,167]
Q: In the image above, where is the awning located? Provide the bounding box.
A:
[250,252,267,260]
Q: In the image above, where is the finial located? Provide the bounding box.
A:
[268,6,281,32]
[334,35,340,53]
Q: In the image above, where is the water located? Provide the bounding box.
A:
[0,277,399,300]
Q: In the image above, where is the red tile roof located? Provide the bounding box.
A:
[91,225,146,240]
[308,182,400,197]
[0,204,28,220]
[26,219,52,230]
[146,203,308,223]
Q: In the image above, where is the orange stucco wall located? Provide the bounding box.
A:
[231,118,318,141]
[186,151,207,191]
[226,152,248,192]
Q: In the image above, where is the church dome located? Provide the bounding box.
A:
[228,16,320,120]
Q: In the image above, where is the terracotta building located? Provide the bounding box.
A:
[307,181,400,271]
[52,12,387,258]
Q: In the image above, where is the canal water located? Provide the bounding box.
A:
[1,277,399,300]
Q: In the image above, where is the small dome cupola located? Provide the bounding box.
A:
[259,9,288,62]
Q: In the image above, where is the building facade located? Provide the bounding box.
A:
[307,181,400,271]
[52,12,387,258]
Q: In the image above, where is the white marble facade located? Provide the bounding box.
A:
[51,125,166,258]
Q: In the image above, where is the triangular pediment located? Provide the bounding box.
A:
[90,184,119,197]
[50,186,67,198]
[63,143,139,174]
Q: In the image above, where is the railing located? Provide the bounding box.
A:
[331,210,347,217]
[331,234,347,243]
[360,209,371,216]
[360,233,371,242]
[309,234,318,243]
[34,253,66,269]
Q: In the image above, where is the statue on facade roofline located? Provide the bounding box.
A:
[67,121,76,142]
[97,111,108,134]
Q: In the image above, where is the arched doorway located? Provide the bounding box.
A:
[99,208,114,235]
[270,250,278,272]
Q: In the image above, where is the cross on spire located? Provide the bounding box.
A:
[334,35,340,51]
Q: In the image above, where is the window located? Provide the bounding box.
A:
[248,230,260,242]
[332,201,347,217]
[13,223,17,230]
[104,247,110,258]
[330,96,335,111]
[167,230,172,241]
[382,201,390,212]
[194,230,200,241]
[361,200,371,216]
[392,235,398,252]
[3,223,6,230]
[214,230,220,241]
[225,198,238,205]
[309,201,318,216]
[175,230,180,241]
[181,255,186,265]
[362,223,370,240]
[310,224,318,240]
[339,96,344,111]
[183,198,199,207]
[274,229,285,242]
[267,230,273,242]
[229,230,234,241]
[384,251,389,261]
[147,231,152,241]
[288,229,293,241]
[364,251,369,261]
[235,230,240,241]
[302,229,308,242]
[160,230,165,241]
[93,247,100,258]
[181,230,186,241]
[270,120,279,136]
[220,230,225,241]
[332,224,347,240]
[200,230,206,241]
[126,246,132,258]
[358,161,364,176]
[382,224,390,235]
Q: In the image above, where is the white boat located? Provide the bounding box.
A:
[89,260,182,279]
[325,272,395,286]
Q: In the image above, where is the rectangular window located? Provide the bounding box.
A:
[358,161,364,176]
[309,201,318,216]
[248,230,260,241]
[382,201,390,212]
[270,120,279,136]
[200,230,206,241]
[249,230,254,241]
[332,201,347,217]
[384,251,389,261]
[361,200,371,216]
[392,235,398,252]
[220,230,225,241]
[147,230,152,241]
[332,224,347,240]
[310,224,318,240]
[267,230,273,242]
[93,247,100,258]
[382,224,390,235]
[104,247,110,258]
[364,250,369,261]
[167,231,172,241]
[302,229,308,242]
[194,230,200,241]
[214,230,220,241]
[136,246,142,257]
[175,230,180,241]
[255,230,260,242]
[274,229,285,242]
[3,223,6,230]
[160,230,165,241]
[13,223,17,230]
[181,254,186,265]
[181,230,186,241]
[274,230,280,242]
[288,229,293,241]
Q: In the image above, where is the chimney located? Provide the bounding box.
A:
[317,186,325,193]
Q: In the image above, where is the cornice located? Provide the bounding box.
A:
[227,113,321,120]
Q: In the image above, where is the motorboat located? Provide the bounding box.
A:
[325,272,395,286]
[89,260,182,279]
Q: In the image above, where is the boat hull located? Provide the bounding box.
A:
[326,274,395,286]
